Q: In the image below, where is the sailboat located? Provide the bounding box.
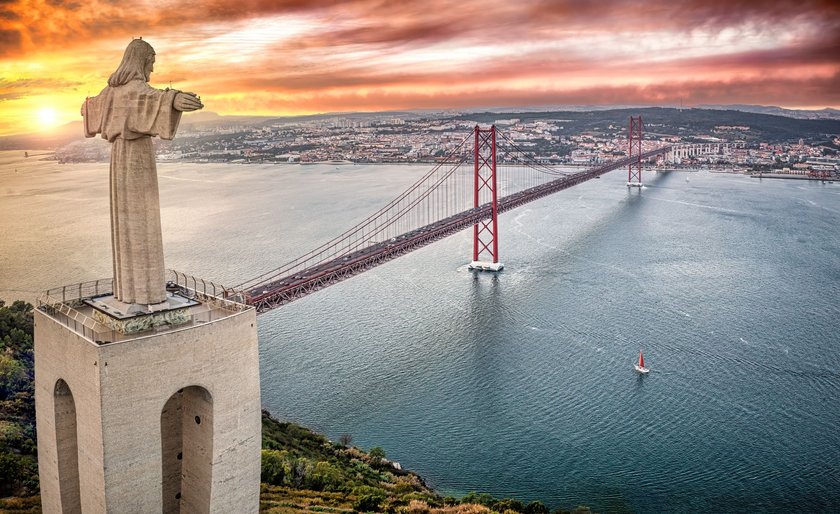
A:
[634,350,650,374]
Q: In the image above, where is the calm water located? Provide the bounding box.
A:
[2,151,839,512]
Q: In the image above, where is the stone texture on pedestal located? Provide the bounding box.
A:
[35,293,261,513]
[86,292,197,334]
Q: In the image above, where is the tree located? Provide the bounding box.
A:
[353,493,384,512]
[460,492,496,508]
[0,300,37,497]
[495,498,525,512]
[260,449,287,485]
[339,433,353,447]
[524,500,549,514]
[307,461,344,491]
[0,353,27,399]
[368,446,386,462]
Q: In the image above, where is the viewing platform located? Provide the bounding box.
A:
[36,270,250,345]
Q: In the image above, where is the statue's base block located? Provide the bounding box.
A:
[35,275,261,513]
[85,292,199,334]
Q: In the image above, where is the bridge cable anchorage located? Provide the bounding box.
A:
[236,124,671,312]
[628,116,643,187]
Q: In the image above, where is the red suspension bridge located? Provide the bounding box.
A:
[235,117,669,313]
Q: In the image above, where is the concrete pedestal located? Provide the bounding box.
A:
[35,287,260,513]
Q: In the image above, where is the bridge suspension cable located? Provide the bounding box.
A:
[233,124,670,311]
[496,130,573,178]
[235,132,474,291]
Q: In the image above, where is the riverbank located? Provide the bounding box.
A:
[750,173,834,181]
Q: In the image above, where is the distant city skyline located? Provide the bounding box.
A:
[1,0,838,136]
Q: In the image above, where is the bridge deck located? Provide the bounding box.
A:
[245,147,669,313]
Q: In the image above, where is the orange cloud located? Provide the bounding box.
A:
[0,0,838,135]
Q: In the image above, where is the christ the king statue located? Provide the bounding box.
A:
[82,39,203,306]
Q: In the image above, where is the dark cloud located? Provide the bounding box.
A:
[45,0,79,7]
[529,0,840,33]
[148,0,366,29]
[1,0,838,120]
[296,21,463,48]
[202,30,840,96]
[6,0,840,60]
[208,54,595,93]
[679,35,840,70]
[0,28,19,54]
[205,70,840,115]
[0,77,84,100]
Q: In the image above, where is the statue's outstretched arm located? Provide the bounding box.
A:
[174,92,203,112]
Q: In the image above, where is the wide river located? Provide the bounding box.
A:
[2,151,839,512]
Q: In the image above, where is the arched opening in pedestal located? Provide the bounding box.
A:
[161,386,214,514]
[54,378,81,514]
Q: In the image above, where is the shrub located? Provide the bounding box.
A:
[307,461,345,492]
[459,492,495,508]
[354,492,385,512]
[402,499,430,514]
[260,449,288,485]
[524,501,549,514]
[368,446,386,462]
[495,499,525,513]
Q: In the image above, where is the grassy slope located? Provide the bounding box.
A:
[259,409,440,512]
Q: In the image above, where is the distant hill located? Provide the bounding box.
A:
[697,104,840,120]
[459,104,840,120]
[4,106,838,151]
[454,107,840,143]
[0,121,84,151]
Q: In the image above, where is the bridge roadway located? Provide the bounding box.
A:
[245,147,670,313]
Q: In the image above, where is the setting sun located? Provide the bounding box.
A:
[37,107,58,130]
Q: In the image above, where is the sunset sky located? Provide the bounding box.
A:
[1,0,839,135]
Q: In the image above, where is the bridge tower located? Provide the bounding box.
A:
[628,116,643,187]
[468,125,504,272]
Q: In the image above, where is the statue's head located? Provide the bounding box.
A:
[108,39,156,87]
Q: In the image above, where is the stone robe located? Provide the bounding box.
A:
[83,80,182,304]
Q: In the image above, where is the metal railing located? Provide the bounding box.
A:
[37,297,115,343]
[37,270,250,344]
[166,270,248,308]
[41,278,114,305]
